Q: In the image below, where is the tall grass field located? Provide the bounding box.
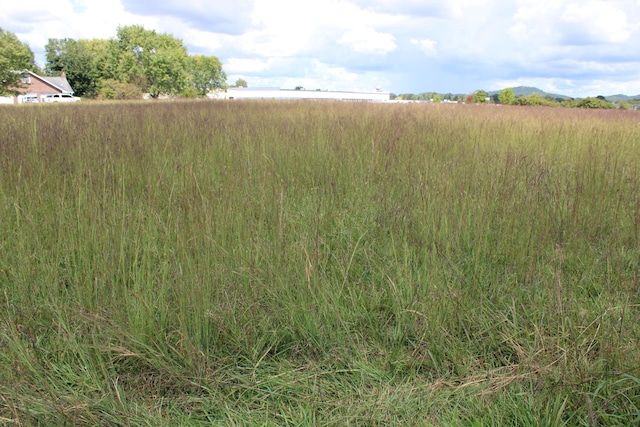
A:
[1,100,639,425]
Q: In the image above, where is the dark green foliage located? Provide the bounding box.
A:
[42,25,226,99]
[0,28,35,95]
[234,78,248,88]
[498,88,515,105]
[106,25,189,97]
[570,97,615,109]
[471,89,489,103]
[45,38,104,97]
[187,54,226,96]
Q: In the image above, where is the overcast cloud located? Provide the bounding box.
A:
[2,0,640,97]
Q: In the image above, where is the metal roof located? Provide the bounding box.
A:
[40,75,74,93]
[22,70,74,94]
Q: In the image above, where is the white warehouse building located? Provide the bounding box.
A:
[210,87,390,102]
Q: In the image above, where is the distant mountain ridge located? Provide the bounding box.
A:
[604,94,640,102]
[408,86,640,102]
[488,86,640,102]
[487,86,571,100]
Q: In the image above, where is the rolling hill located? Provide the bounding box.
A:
[488,86,640,102]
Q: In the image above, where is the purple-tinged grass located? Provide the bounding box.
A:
[1,101,639,425]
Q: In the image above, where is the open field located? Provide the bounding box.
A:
[1,100,639,425]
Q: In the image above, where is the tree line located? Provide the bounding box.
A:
[1,25,227,99]
[494,88,638,109]
[394,88,638,109]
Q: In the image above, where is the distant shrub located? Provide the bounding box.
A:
[98,79,143,100]
[569,97,615,109]
[513,93,558,107]
[181,86,200,98]
[616,101,632,110]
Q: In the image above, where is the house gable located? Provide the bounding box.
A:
[11,71,75,103]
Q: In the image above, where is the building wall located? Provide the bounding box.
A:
[12,74,64,104]
[213,88,390,102]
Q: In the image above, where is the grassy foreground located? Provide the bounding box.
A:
[1,100,639,425]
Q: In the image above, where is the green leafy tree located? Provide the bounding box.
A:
[471,89,488,103]
[432,93,442,103]
[498,88,515,105]
[0,28,35,95]
[234,78,248,88]
[44,38,67,73]
[187,54,226,96]
[45,38,107,97]
[106,25,189,97]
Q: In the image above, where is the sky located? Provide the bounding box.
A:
[3,0,640,97]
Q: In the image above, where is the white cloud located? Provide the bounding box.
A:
[120,0,255,35]
[227,58,388,92]
[224,58,271,73]
[1,0,159,66]
[161,23,228,53]
[246,0,397,58]
[351,0,464,18]
[312,60,360,84]
[508,1,562,43]
[510,0,639,46]
[562,1,636,44]
[411,38,437,56]
[3,0,640,97]
[339,28,396,54]
[272,61,361,91]
[1,0,73,23]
